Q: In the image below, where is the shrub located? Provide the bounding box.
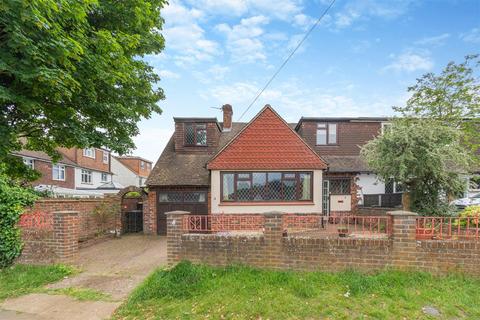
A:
[0,168,38,268]
[455,205,480,227]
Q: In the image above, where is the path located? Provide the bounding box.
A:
[0,234,166,320]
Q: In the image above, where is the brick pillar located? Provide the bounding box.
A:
[53,211,79,263]
[165,211,189,265]
[143,189,157,234]
[263,211,285,269]
[387,210,418,269]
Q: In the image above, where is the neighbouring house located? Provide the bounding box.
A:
[146,104,403,235]
[14,147,116,197]
[111,156,153,187]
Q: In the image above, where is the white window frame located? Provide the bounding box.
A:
[23,157,34,170]
[140,161,145,169]
[381,122,392,134]
[81,169,93,184]
[102,151,109,164]
[316,123,337,145]
[83,148,95,159]
[52,164,66,181]
[101,173,108,182]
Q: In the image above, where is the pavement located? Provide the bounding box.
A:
[0,234,167,320]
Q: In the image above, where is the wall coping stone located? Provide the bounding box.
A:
[264,211,287,218]
[53,211,79,216]
[165,210,190,215]
[387,210,418,217]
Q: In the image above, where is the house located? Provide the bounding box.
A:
[14,147,115,197]
[111,156,152,187]
[146,104,398,235]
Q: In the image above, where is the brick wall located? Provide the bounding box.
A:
[167,211,480,275]
[143,189,157,234]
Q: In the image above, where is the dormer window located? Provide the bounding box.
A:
[316,123,337,145]
[83,148,95,158]
[185,123,207,146]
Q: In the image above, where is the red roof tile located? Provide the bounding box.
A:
[207,105,327,170]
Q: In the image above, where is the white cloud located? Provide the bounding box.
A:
[157,69,181,79]
[382,51,434,73]
[193,64,230,84]
[332,0,414,29]
[460,28,480,44]
[415,33,450,47]
[216,15,270,63]
[162,0,220,65]
[292,13,315,30]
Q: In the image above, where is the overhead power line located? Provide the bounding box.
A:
[237,0,337,121]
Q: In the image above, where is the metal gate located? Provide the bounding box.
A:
[124,210,143,233]
[322,180,330,215]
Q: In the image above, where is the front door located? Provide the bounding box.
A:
[156,190,208,235]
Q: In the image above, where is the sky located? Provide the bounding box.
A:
[132,0,480,162]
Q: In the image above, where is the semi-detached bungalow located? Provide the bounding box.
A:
[146,104,411,235]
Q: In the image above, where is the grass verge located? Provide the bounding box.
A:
[114,261,480,320]
[0,264,74,301]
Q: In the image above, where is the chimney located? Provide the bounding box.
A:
[222,104,233,132]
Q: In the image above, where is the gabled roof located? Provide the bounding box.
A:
[207,105,327,170]
[13,150,77,166]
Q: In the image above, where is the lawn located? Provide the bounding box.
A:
[0,264,73,301]
[114,261,480,320]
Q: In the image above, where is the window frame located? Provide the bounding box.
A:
[157,191,207,203]
[381,122,392,134]
[220,171,314,203]
[52,164,66,181]
[102,151,109,164]
[184,123,208,147]
[81,169,93,184]
[83,148,96,159]
[316,123,338,145]
[23,157,34,170]
[101,173,108,182]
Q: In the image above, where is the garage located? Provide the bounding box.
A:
[156,189,208,235]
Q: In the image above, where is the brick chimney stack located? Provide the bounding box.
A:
[222,104,233,132]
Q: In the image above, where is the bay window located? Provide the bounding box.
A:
[221,172,313,202]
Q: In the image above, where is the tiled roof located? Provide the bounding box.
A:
[323,156,370,173]
[207,106,327,170]
[13,150,77,166]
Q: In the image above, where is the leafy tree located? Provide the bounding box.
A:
[0,165,38,267]
[394,54,480,154]
[0,0,166,178]
[361,119,473,215]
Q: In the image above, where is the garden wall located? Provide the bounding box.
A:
[17,196,121,264]
[167,211,480,275]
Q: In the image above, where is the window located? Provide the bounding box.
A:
[52,165,65,181]
[385,179,404,194]
[329,179,350,195]
[140,161,145,169]
[102,151,109,164]
[316,123,337,145]
[381,122,392,134]
[185,123,207,146]
[81,169,92,184]
[158,192,206,203]
[23,158,34,170]
[83,148,95,158]
[101,173,108,182]
[146,163,151,170]
[221,172,313,202]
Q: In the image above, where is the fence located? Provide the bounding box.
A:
[363,193,402,208]
[167,211,480,275]
[416,216,480,241]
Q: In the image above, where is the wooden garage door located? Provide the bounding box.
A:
[156,190,208,235]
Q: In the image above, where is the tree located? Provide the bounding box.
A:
[0,165,38,267]
[0,0,166,178]
[361,119,473,215]
[394,54,480,154]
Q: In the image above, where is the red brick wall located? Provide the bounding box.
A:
[167,211,480,275]
[174,122,220,154]
[32,159,75,189]
[143,189,157,234]
[299,121,381,156]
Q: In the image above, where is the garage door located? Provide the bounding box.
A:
[156,191,208,235]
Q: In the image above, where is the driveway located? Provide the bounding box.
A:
[0,234,166,320]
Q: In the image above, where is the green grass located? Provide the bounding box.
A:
[0,264,74,301]
[43,287,112,301]
[114,261,480,320]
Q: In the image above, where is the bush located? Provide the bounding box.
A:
[455,205,480,227]
[0,168,38,268]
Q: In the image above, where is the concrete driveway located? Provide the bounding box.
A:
[0,234,166,320]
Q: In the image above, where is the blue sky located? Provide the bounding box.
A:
[133,0,480,162]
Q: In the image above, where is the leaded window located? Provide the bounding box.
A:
[185,123,207,146]
[158,192,206,203]
[221,172,313,202]
[329,178,350,195]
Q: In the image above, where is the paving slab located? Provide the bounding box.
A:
[1,234,166,320]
